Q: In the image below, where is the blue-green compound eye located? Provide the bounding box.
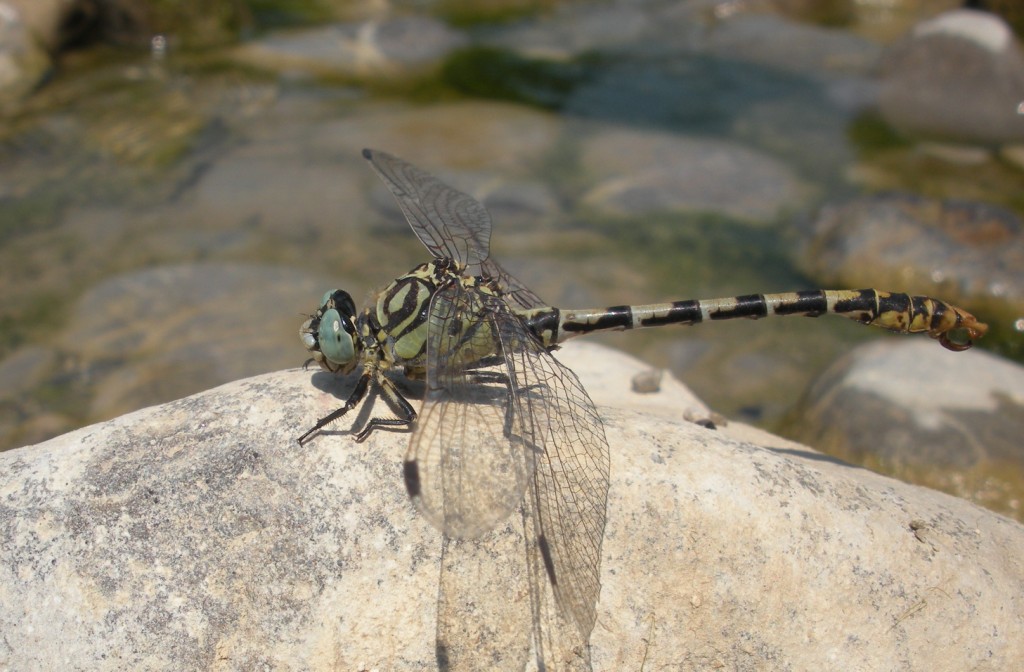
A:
[320,290,335,309]
[318,308,355,366]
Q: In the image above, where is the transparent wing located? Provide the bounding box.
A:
[407,280,610,640]
[496,308,609,641]
[406,282,534,539]
[435,526,533,671]
[521,495,594,670]
[364,148,548,308]
[363,148,491,269]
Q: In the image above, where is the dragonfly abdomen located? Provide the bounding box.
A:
[524,288,986,352]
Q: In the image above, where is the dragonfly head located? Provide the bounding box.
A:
[300,289,361,373]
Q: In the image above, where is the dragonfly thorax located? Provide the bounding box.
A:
[300,289,361,374]
[371,258,502,369]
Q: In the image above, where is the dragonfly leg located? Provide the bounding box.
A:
[465,369,548,458]
[353,375,418,442]
[297,369,373,445]
[466,369,512,386]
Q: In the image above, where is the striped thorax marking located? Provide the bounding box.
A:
[368,258,513,370]
[375,261,442,363]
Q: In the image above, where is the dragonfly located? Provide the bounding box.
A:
[298,149,987,669]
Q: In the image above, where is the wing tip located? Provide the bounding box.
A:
[361,147,374,160]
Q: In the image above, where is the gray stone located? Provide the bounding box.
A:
[0,345,56,401]
[0,346,67,448]
[484,1,661,60]
[373,15,468,66]
[878,9,1024,144]
[312,101,564,174]
[186,149,368,236]
[788,340,1024,520]
[2,342,1021,670]
[577,127,808,222]
[699,12,883,78]
[60,262,331,421]
[172,100,564,244]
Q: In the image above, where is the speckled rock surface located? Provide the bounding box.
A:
[1,342,1022,670]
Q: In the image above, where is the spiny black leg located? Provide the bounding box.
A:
[465,370,545,457]
[353,417,412,442]
[458,369,521,440]
[354,375,418,442]
[468,369,544,399]
[464,354,507,370]
[297,370,373,445]
[466,369,512,386]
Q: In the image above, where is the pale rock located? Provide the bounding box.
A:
[1,342,1021,670]
[0,1,51,104]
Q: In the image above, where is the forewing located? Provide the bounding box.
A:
[494,314,610,642]
[363,148,491,268]
[405,283,532,539]
[363,149,547,308]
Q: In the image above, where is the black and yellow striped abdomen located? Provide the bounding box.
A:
[521,289,987,352]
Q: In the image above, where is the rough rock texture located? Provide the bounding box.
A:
[1,342,1022,670]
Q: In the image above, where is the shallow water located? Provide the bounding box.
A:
[0,1,1016,451]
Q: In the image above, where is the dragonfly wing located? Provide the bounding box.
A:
[405,282,533,539]
[363,149,547,308]
[521,493,595,670]
[435,525,533,671]
[435,510,592,672]
[363,148,491,269]
[412,280,607,662]
[492,310,610,642]
[407,277,607,656]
